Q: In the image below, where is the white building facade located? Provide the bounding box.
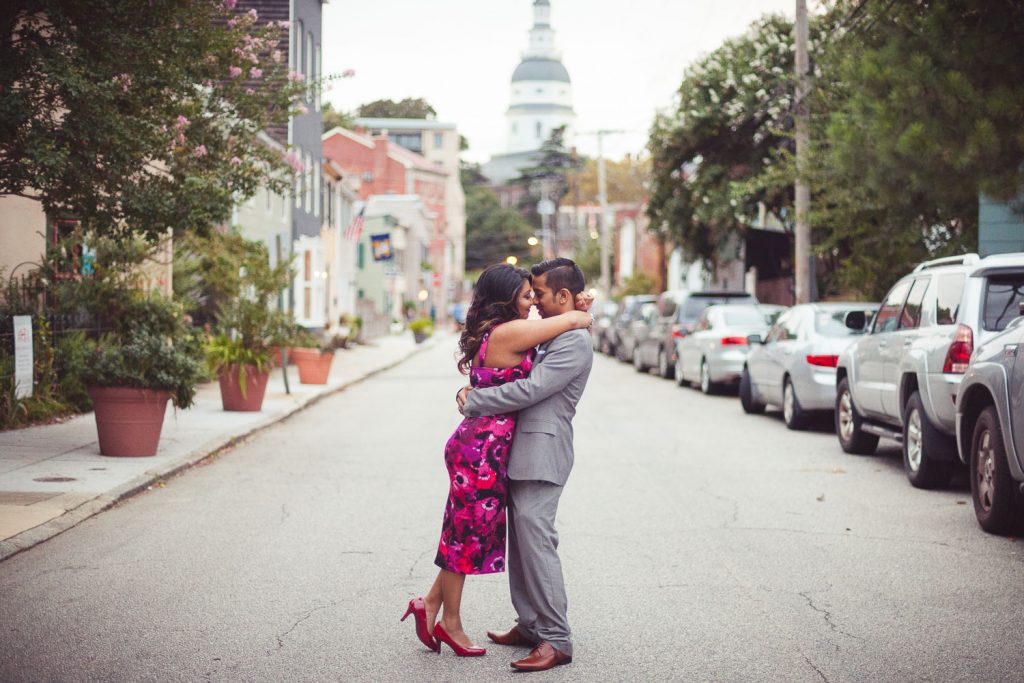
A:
[506,0,575,153]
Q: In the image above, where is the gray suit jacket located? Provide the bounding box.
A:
[464,328,593,486]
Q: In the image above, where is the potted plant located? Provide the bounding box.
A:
[409,316,433,344]
[203,238,292,411]
[82,295,205,457]
[290,329,335,384]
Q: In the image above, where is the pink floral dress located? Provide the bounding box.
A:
[435,330,535,575]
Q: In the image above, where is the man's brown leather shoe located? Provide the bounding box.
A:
[486,626,536,647]
[510,642,572,671]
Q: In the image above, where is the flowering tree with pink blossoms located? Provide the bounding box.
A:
[0,0,307,243]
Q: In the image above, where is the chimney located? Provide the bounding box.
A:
[373,135,389,189]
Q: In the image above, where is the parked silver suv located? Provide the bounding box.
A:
[835,253,1024,489]
[955,308,1024,534]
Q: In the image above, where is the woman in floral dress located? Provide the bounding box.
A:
[401,263,593,656]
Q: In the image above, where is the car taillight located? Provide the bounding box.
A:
[806,354,838,368]
[721,336,748,346]
[942,324,973,374]
[671,324,685,338]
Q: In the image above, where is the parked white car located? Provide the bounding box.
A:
[741,302,878,429]
[835,253,1024,489]
[675,304,785,394]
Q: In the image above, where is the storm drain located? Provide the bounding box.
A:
[33,476,77,483]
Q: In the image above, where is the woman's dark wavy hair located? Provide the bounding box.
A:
[457,263,531,374]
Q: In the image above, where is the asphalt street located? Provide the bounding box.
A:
[2,337,1023,682]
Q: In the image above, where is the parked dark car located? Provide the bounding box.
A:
[590,301,620,353]
[632,290,758,378]
[606,295,656,360]
[956,306,1024,534]
[618,301,658,363]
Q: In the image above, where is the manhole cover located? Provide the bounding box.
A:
[33,476,77,483]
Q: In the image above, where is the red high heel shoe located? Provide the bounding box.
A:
[433,623,486,657]
[400,597,439,652]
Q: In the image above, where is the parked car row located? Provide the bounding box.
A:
[597,252,1024,535]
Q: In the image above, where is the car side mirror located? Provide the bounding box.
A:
[845,310,867,331]
[747,334,763,345]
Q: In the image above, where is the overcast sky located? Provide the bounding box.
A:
[322,0,798,163]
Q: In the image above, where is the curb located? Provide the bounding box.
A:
[0,334,444,562]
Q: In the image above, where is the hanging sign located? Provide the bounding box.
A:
[371,233,393,261]
[13,316,33,398]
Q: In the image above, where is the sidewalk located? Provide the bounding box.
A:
[0,331,449,561]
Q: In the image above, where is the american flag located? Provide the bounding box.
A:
[344,206,365,241]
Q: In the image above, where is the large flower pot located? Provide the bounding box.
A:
[270,346,293,368]
[291,347,334,384]
[217,363,270,412]
[88,386,171,457]
[413,331,428,344]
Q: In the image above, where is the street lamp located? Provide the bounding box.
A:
[527,236,539,247]
[506,255,519,266]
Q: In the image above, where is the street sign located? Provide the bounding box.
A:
[13,316,32,398]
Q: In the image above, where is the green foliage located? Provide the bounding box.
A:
[802,0,1023,298]
[463,178,535,271]
[82,319,205,409]
[356,97,436,120]
[322,101,355,132]
[408,317,433,335]
[619,272,658,297]
[0,0,306,243]
[175,229,293,351]
[647,14,800,271]
[55,330,92,412]
[205,334,267,398]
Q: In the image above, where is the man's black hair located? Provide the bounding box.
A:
[531,258,586,297]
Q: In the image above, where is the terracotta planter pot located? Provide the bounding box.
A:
[291,347,334,384]
[88,386,171,457]
[270,346,293,368]
[217,363,270,412]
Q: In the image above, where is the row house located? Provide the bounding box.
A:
[354,118,467,308]
[322,127,449,321]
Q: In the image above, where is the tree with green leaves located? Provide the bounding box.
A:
[0,0,305,244]
[356,97,436,120]
[322,101,354,132]
[513,125,580,237]
[806,0,1024,298]
[462,163,534,271]
[646,14,799,273]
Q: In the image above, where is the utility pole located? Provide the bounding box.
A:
[577,129,626,296]
[794,0,811,304]
[596,132,610,296]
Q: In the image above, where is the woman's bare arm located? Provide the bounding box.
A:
[489,310,592,355]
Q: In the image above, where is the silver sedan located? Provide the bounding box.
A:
[675,304,785,394]
[740,302,878,429]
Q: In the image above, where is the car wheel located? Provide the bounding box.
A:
[970,406,1019,534]
[902,391,956,489]
[675,356,688,387]
[782,377,808,430]
[739,367,765,415]
[699,358,717,395]
[835,377,879,455]
[632,346,648,373]
[658,348,674,379]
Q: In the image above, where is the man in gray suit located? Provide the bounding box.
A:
[457,258,593,672]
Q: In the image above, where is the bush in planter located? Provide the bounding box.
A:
[81,296,205,410]
[81,295,206,456]
[408,316,434,342]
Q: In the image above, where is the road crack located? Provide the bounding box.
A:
[803,654,829,682]
[698,485,739,528]
[274,602,336,650]
[798,590,863,642]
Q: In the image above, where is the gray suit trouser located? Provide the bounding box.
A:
[508,479,572,656]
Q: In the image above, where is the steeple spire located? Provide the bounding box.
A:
[525,0,558,60]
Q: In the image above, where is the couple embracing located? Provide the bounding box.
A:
[401,258,594,672]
